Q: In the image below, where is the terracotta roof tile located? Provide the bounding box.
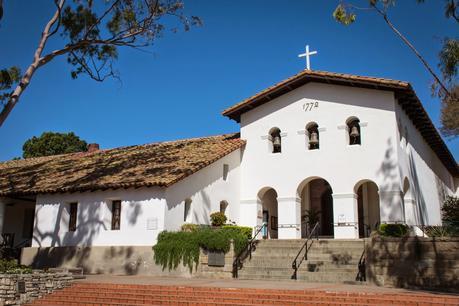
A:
[0,133,245,196]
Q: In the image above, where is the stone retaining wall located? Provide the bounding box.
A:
[0,271,74,305]
[365,236,459,292]
[21,244,236,278]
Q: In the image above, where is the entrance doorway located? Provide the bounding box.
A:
[355,180,380,238]
[297,178,334,238]
[257,187,278,239]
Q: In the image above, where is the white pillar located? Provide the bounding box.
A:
[277,197,301,239]
[404,198,417,225]
[332,193,359,239]
[239,199,261,239]
[379,190,405,224]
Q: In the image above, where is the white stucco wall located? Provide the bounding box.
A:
[164,149,241,231]
[395,102,456,226]
[239,82,404,238]
[33,187,166,247]
[32,148,241,247]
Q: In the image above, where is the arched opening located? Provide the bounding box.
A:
[346,117,361,145]
[297,178,334,238]
[219,200,228,215]
[269,127,281,154]
[306,122,319,150]
[354,180,380,238]
[257,187,278,239]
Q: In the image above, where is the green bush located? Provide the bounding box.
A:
[0,259,32,274]
[153,226,250,272]
[222,225,252,239]
[210,212,227,227]
[441,196,459,223]
[378,223,409,237]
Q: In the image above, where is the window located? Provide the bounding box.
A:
[111,200,121,230]
[346,117,361,145]
[306,122,319,150]
[184,198,192,222]
[69,202,78,232]
[22,208,34,239]
[269,127,282,153]
[220,201,228,215]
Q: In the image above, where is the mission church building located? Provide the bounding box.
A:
[0,70,457,270]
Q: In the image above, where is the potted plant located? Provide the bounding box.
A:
[210,212,227,228]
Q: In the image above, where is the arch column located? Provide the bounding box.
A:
[277,196,301,239]
[239,199,260,238]
[332,193,359,239]
[404,198,417,225]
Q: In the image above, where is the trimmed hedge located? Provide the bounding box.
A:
[153,226,252,272]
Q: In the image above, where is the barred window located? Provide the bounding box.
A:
[112,200,121,230]
[69,203,78,232]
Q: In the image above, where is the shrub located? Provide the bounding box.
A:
[424,226,456,237]
[441,196,459,223]
[378,223,409,237]
[210,212,227,227]
[181,223,198,232]
[0,259,32,274]
[222,225,252,240]
[153,226,250,272]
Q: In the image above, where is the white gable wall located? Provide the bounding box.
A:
[395,102,456,226]
[239,82,403,238]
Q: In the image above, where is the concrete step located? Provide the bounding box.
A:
[239,271,358,282]
[242,258,360,268]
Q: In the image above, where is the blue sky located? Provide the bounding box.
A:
[0,0,457,161]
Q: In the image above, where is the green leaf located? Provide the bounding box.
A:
[333,4,356,26]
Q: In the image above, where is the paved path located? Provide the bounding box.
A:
[79,275,458,296]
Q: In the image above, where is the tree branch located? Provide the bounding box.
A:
[372,3,451,96]
[0,0,65,127]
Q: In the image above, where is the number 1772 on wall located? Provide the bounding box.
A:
[303,101,319,112]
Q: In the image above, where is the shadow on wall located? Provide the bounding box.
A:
[377,138,402,222]
[408,151,428,226]
[30,200,143,274]
[366,236,459,292]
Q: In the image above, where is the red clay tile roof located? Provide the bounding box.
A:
[222,70,458,177]
[0,133,244,197]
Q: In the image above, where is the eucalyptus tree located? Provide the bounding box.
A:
[333,0,458,137]
[0,0,200,127]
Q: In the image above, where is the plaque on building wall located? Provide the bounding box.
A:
[208,251,225,267]
[146,218,158,230]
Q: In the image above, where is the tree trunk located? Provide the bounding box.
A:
[0,0,64,128]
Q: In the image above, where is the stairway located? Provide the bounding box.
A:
[26,282,459,305]
[237,239,365,282]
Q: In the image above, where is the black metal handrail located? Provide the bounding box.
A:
[355,248,366,281]
[291,221,319,280]
[232,222,266,278]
